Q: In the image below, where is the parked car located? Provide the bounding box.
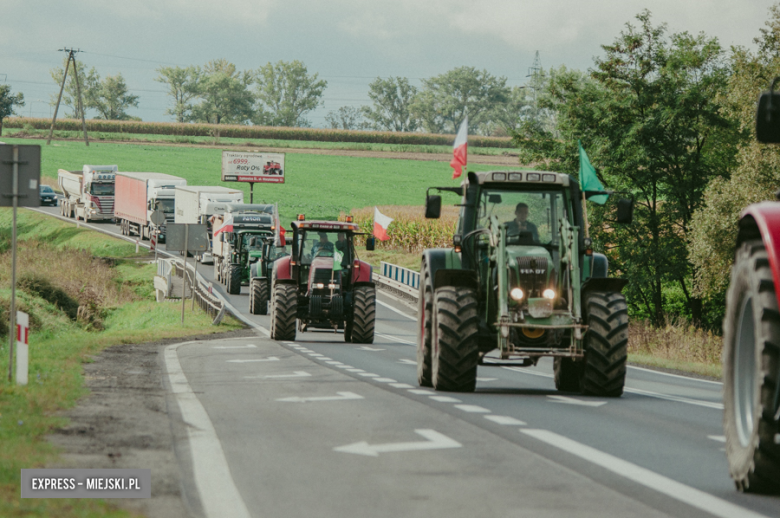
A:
[39,185,57,206]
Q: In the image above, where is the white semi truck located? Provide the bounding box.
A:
[175,186,244,263]
[58,165,118,222]
[114,172,187,241]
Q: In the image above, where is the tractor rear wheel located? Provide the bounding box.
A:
[723,240,780,493]
[417,260,434,387]
[581,291,628,397]
[270,283,297,341]
[554,357,583,392]
[249,279,269,315]
[350,286,375,344]
[431,286,478,392]
[227,265,242,294]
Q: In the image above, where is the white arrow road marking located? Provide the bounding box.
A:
[707,435,726,443]
[398,359,417,365]
[358,346,385,351]
[245,371,312,379]
[334,429,461,457]
[276,391,364,403]
[213,344,257,349]
[548,395,607,407]
[227,357,280,363]
[522,429,770,518]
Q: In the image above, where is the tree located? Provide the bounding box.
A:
[362,77,419,132]
[191,59,254,125]
[409,67,511,135]
[513,11,738,328]
[49,57,99,119]
[0,85,24,136]
[325,106,368,130]
[689,4,780,305]
[89,74,139,120]
[254,60,327,127]
[155,66,202,123]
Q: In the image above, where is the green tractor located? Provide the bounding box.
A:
[249,236,290,315]
[418,170,633,394]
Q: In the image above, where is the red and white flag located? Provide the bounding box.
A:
[373,207,394,241]
[450,115,468,179]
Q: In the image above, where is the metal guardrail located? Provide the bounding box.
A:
[381,261,420,289]
[156,257,225,324]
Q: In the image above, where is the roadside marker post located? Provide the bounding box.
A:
[16,311,29,386]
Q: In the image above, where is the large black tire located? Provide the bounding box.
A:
[554,357,583,392]
[270,283,297,341]
[227,264,242,295]
[249,279,269,315]
[723,240,780,493]
[350,286,376,344]
[431,286,479,392]
[417,260,434,387]
[581,291,628,397]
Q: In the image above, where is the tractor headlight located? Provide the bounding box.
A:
[543,289,556,300]
[327,283,338,289]
[510,288,524,301]
[315,283,325,289]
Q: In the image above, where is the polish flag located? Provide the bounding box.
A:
[450,115,468,179]
[373,207,394,241]
[279,226,286,246]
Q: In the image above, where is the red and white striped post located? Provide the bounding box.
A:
[16,311,29,386]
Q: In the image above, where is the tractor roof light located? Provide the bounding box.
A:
[297,214,305,221]
[510,288,524,301]
[543,289,556,300]
[345,215,353,223]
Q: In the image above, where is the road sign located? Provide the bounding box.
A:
[221,151,285,183]
[150,209,166,226]
[0,145,41,207]
[166,224,208,252]
[16,311,28,386]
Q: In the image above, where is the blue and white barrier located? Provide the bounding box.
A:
[381,262,420,289]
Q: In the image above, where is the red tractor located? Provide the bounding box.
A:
[269,217,376,343]
[264,161,282,175]
[722,79,780,493]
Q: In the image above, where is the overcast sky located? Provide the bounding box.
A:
[1,0,776,126]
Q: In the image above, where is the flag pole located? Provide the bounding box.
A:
[581,192,590,238]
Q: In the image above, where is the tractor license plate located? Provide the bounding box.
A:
[528,298,553,319]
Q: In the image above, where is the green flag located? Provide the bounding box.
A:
[578,140,608,205]
[333,250,343,272]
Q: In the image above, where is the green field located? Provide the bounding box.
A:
[0,137,518,223]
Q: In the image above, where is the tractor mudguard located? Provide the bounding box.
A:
[582,277,628,294]
[422,248,462,288]
[590,253,608,278]
[738,204,780,295]
[434,269,479,291]
[274,256,293,281]
[353,281,376,289]
[352,260,373,283]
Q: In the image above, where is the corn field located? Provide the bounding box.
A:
[343,205,459,253]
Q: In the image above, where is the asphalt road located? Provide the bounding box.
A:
[33,206,780,518]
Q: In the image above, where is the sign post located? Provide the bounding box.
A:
[16,311,29,386]
[165,224,208,324]
[149,209,166,261]
[0,144,41,382]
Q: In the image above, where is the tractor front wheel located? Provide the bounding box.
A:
[581,291,628,397]
[554,357,583,392]
[270,283,297,341]
[349,286,376,344]
[227,265,242,294]
[417,260,434,387]
[723,240,780,493]
[431,286,478,392]
[249,279,269,315]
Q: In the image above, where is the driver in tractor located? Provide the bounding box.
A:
[505,202,539,242]
[311,232,335,258]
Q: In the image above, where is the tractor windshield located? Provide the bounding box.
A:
[478,189,566,245]
[300,230,351,267]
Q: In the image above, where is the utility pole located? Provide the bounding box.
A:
[526,51,542,124]
[47,48,89,146]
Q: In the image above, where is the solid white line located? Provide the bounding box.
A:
[164,341,251,518]
[376,297,417,320]
[376,333,415,345]
[624,387,723,410]
[627,364,722,386]
[521,429,769,518]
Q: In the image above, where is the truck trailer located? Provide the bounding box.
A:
[58,165,118,222]
[174,186,244,226]
[114,172,187,241]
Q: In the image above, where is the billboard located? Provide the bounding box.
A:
[221,151,285,183]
